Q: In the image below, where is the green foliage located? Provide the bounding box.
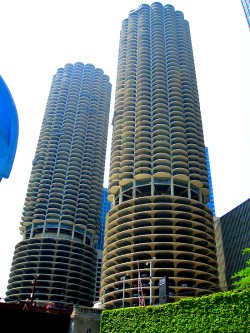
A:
[231,248,250,290]
[100,289,250,333]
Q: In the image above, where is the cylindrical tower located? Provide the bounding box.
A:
[101,3,218,308]
[6,62,111,306]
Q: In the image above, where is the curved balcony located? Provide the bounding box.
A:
[101,194,217,308]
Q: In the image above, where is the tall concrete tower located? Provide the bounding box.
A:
[6,62,111,307]
[241,0,250,28]
[101,3,218,308]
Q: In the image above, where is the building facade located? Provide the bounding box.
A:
[94,188,112,302]
[101,3,219,308]
[241,0,250,28]
[205,147,216,216]
[215,198,250,289]
[6,62,111,306]
[97,188,112,250]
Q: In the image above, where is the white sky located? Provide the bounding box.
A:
[0,0,249,299]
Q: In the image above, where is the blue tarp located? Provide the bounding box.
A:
[0,75,19,181]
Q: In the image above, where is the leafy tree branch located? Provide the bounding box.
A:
[231,248,250,290]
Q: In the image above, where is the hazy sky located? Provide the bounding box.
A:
[0,0,249,299]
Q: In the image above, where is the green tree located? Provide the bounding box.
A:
[231,248,250,290]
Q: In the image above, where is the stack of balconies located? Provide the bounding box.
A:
[102,196,218,308]
[102,3,218,308]
[6,62,111,306]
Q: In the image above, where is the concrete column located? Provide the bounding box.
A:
[71,224,75,240]
[188,182,191,199]
[30,224,34,238]
[119,189,122,204]
[171,177,174,196]
[132,181,136,198]
[199,189,202,202]
[68,307,102,333]
[151,176,154,196]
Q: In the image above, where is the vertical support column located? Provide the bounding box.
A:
[151,176,154,196]
[188,181,191,199]
[132,180,136,198]
[83,227,87,244]
[30,224,34,238]
[57,221,61,237]
[71,224,75,240]
[42,222,46,237]
[90,232,94,247]
[171,177,174,196]
[120,275,126,307]
[119,188,122,204]
[199,189,202,202]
